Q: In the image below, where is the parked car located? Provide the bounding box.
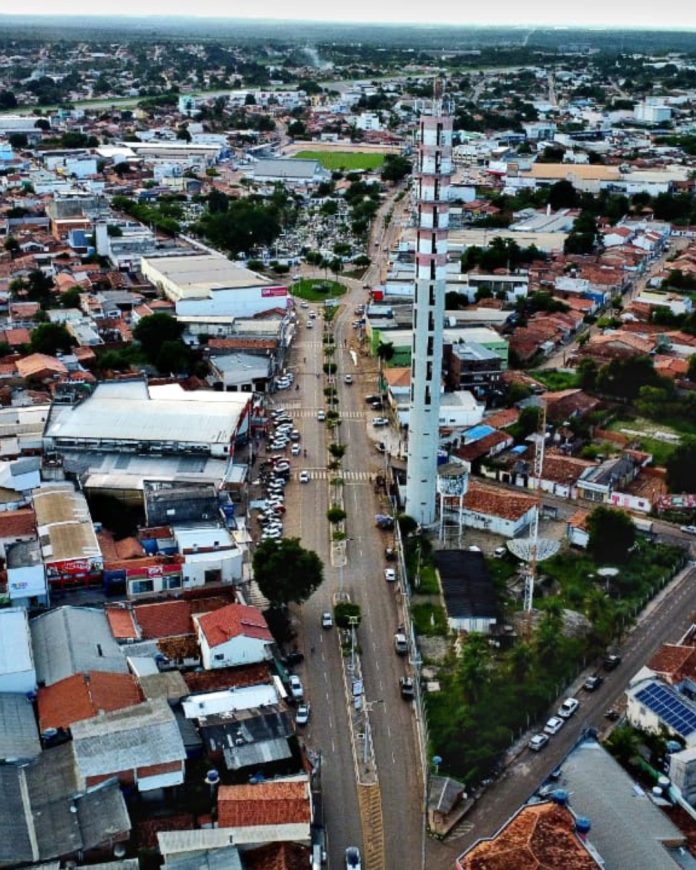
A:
[295,703,311,726]
[372,417,389,427]
[299,470,311,483]
[394,633,408,656]
[583,675,604,692]
[321,611,333,629]
[345,848,362,870]
[558,697,580,719]
[288,674,304,699]
[681,525,696,535]
[376,442,387,453]
[528,733,549,752]
[384,568,396,582]
[400,676,415,700]
[291,443,301,455]
[543,716,565,736]
[603,654,622,671]
[385,547,396,561]
[281,650,304,666]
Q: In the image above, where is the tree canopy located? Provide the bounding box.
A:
[666,438,696,493]
[30,322,75,357]
[133,313,185,365]
[586,506,636,564]
[252,537,324,607]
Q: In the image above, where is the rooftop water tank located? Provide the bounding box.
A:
[552,789,569,806]
[575,817,592,835]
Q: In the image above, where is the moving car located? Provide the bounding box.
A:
[345,847,362,870]
[288,674,304,699]
[543,716,564,736]
[306,320,314,328]
[299,470,311,483]
[558,697,580,719]
[291,443,301,455]
[295,703,311,726]
[528,733,549,752]
[376,442,387,453]
[603,654,622,671]
[384,568,396,582]
[344,374,353,384]
[372,417,389,427]
[317,410,326,421]
[321,611,333,629]
[583,674,604,692]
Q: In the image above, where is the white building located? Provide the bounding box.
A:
[627,677,696,748]
[0,607,36,693]
[174,526,243,586]
[140,253,289,318]
[634,102,672,124]
[6,540,47,608]
[194,603,274,669]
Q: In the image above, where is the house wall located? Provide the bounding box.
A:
[183,549,243,586]
[7,564,48,606]
[201,635,269,669]
[0,665,36,694]
[448,615,497,634]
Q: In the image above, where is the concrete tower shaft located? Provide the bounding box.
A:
[405,99,453,526]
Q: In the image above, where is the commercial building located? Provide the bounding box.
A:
[141,253,289,318]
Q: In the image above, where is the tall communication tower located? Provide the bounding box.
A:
[405,80,453,526]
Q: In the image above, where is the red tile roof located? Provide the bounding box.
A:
[243,842,312,870]
[462,481,536,522]
[197,603,273,648]
[106,605,140,640]
[183,662,274,693]
[0,507,36,539]
[458,801,598,870]
[647,644,696,684]
[483,408,519,430]
[217,780,311,828]
[134,600,193,639]
[38,670,144,731]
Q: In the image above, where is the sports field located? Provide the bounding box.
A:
[294,150,385,171]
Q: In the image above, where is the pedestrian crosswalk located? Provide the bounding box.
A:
[297,469,374,482]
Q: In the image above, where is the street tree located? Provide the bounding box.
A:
[666,438,696,492]
[252,537,324,607]
[586,505,636,564]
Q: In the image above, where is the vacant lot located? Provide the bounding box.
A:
[294,150,385,171]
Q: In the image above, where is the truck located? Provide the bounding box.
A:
[632,517,654,536]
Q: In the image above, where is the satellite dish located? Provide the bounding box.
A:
[507,538,560,563]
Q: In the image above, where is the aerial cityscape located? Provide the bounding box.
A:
[4,14,696,870]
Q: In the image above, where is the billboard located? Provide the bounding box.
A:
[261,286,288,298]
[46,556,103,581]
[658,494,696,511]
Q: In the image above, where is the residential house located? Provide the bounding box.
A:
[70,699,186,792]
[30,606,128,687]
[195,603,274,669]
[433,550,499,634]
[0,507,36,558]
[566,509,591,548]
[447,480,537,538]
[6,539,47,607]
[0,692,41,761]
[37,670,144,733]
[627,677,696,749]
[0,745,130,868]
[217,779,313,846]
[576,455,643,504]
[443,340,503,399]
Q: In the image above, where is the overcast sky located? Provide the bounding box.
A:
[13,0,696,31]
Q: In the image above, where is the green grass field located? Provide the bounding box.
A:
[294,150,385,171]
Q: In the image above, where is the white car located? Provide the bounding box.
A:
[291,443,301,455]
[558,697,580,719]
[681,525,696,535]
[295,702,311,726]
[288,674,304,699]
[544,716,565,736]
[344,374,353,384]
[384,568,396,582]
[299,470,311,483]
[372,417,389,427]
[306,320,314,329]
[528,733,549,752]
[317,410,326,421]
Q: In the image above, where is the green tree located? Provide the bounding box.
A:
[156,340,191,374]
[30,323,74,356]
[61,286,83,309]
[252,537,324,607]
[133,313,185,365]
[666,438,696,492]
[381,153,412,183]
[586,506,636,564]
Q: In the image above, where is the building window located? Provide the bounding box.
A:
[214,653,225,661]
[130,579,154,595]
[162,575,182,590]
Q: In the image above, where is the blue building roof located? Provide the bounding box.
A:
[635,682,696,738]
[510,445,528,454]
[464,425,496,442]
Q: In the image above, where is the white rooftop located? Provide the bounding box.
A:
[0,608,33,676]
[45,380,250,447]
[141,254,273,299]
[182,684,280,718]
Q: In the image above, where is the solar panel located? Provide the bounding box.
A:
[636,683,696,737]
